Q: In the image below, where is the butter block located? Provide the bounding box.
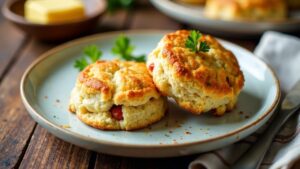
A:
[25,0,85,24]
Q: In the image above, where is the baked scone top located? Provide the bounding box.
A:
[205,0,286,21]
[149,30,244,96]
[77,60,160,106]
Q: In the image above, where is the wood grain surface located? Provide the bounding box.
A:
[0,1,298,169]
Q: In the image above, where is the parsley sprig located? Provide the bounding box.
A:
[112,35,145,62]
[74,35,145,71]
[185,30,210,53]
[74,45,102,71]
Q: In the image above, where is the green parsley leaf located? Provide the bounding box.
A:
[185,30,210,53]
[74,45,103,71]
[74,57,88,71]
[112,35,146,62]
[200,41,210,52]
[84,45,102,62]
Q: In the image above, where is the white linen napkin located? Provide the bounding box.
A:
[189,31,300,169]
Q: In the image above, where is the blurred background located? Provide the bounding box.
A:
[0,0,300,169]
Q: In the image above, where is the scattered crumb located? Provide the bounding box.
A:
[164,134,170,137]
[176,124,182,128]
[56,99,60,103]
[185,131,191,135]
[61,124,71,128]
[44,96,48,99]
[168,130,173,134]
[245,115,250,119]
[53,115,57,118]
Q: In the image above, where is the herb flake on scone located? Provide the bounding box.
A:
[69,60,167,130]
[147,30,244,116]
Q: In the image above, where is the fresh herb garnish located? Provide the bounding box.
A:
[185,30,210,53]
[107,0,134,13]
[112,35,145,62]
[74,45,102,71]
[73,35,146,71]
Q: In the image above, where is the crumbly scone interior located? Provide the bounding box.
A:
[69,85,166,130]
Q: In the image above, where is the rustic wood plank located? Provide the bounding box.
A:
[94,154,122,169]
[0,1,26,80]
[0,39,54,169]
[293,159,300,169]
[19,125,92,169]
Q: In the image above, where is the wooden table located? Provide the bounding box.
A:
[0,1,299,169]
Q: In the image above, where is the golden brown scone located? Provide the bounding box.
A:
[176,0,206,5]
[204,0,287,21]
[147,30,244,116]
[69,60,167,130]
[287,0,300,9]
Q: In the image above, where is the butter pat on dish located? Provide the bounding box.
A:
[25,0,85,24]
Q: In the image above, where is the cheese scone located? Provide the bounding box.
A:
[147,30,244,116]
[69,60,167,130]
[204,0,287,21]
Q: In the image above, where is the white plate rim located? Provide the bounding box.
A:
[20,30,281,148]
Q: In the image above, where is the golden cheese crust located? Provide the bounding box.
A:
[69,60,167,130]
[204,0,287,21]
[147,30,244,115]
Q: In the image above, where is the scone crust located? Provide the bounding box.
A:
[73,97,167,131]
[78,60,160,106]
[69,60,167,130]
[147,30,244,115]
[204,0,287,21]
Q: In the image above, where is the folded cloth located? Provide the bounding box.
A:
[189,31,300,169]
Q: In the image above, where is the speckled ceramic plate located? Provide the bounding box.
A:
[21,30,280,157]
[150,0,300,36]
